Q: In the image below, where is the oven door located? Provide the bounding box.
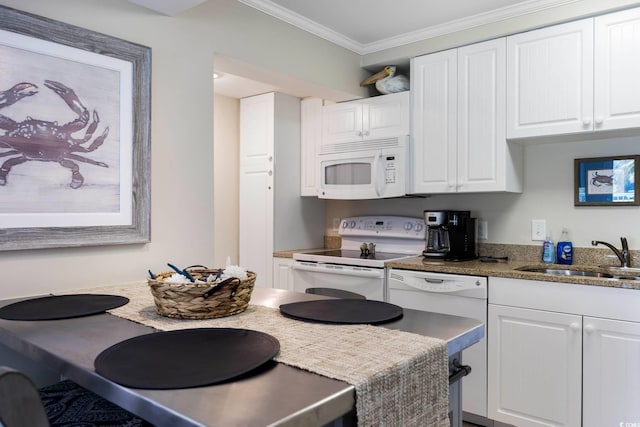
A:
[317,147,405,200]
[291,261,385,301]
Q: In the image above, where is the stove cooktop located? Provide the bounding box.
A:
[293,249,418,268]
[301,249,413,261]
[293,215,426,268]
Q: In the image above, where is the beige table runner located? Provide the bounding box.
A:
[84,282,449,427]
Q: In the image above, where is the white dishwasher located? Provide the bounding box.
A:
[387,268,488,423]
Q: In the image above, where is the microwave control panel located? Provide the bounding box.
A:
[384,156,397,184]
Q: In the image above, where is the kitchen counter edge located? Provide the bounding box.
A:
[385,257,640,291]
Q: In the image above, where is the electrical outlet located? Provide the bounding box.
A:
[332,218,341,230]
[531,220,546,241]
[477,220,488,240]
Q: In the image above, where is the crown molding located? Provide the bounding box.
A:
[238,0,582,55]
[237,0,364,53]
[360,0,582,54]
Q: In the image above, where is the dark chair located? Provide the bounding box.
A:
[0,366,48,427]
[0,366,150,427]
[305,287,366,299]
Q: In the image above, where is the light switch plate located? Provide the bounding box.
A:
[531,220,546,241]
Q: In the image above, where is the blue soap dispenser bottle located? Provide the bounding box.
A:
[556,227,573,265]
[542,232,555,264]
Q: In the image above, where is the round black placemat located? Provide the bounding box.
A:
[0,294,129,321]
[279,299,403,325]
[94,328,280,389]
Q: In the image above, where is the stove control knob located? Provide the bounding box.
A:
[341,220,348,229]
[415,223,424,232]
[349,220,356,228]
[404,222,413,231]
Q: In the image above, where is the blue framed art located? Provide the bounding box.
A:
[574,155,639,206]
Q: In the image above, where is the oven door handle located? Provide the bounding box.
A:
[292,263,384,278]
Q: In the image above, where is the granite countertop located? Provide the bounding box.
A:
[385,257,640,290]
[275,241,640,290]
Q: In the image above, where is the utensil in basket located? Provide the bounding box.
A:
[202,277,240,299]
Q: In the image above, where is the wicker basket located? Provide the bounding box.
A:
[148,268,256,319]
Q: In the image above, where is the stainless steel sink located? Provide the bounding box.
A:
[516,266,615,278]
[515,266,640,280]
[598,266,640,275]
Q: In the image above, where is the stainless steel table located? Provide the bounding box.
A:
[0,288,483,427]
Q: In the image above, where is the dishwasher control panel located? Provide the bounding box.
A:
[387,269,487,298]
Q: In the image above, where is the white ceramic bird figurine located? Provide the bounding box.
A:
[360,66,409,94]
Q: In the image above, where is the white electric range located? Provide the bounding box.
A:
[292,216,426,301]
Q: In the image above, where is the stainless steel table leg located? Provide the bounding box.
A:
[449,352,464,427]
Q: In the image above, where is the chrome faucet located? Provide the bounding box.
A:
[592,237,631,268]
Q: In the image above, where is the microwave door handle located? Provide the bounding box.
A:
[373,151,382,197]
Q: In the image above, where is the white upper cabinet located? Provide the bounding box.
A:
[411,38,522,194]
[458,39,521,192]
[507,18,594,139]
[411,49,457,194]
[594,7,640,131]
[508,7,640,139]
[321,92,409,146]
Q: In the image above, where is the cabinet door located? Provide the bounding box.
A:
[583,316,640,426]
[595,8,640,131]
[488,304,582,427]
[272,258,294,291]
[300,98,322,196]
[321,102,363,145]
[410,49,457,194]
[365,92,409,140]
[507,19,594,138]
[457,38,507,192]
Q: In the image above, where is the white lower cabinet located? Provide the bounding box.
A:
[488,277,640,427]
[582,316,640,427]
[272,258,294,291]
[488,304,582,426]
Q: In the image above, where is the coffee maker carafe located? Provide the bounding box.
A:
[423,210,477,261]
[423,211,450,258]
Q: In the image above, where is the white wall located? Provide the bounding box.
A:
[326,135,640,249]
[213,94,239,267]
[0,0,364,299]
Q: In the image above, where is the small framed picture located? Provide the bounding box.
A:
[574,155,639,206]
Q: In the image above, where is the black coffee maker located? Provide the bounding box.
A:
[423,210,477,261]
[446,211,477,261]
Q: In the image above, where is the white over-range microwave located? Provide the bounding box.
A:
[317,135,409,200]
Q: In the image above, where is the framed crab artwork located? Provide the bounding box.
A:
[574,155,639,206]
[0,5,150,250]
